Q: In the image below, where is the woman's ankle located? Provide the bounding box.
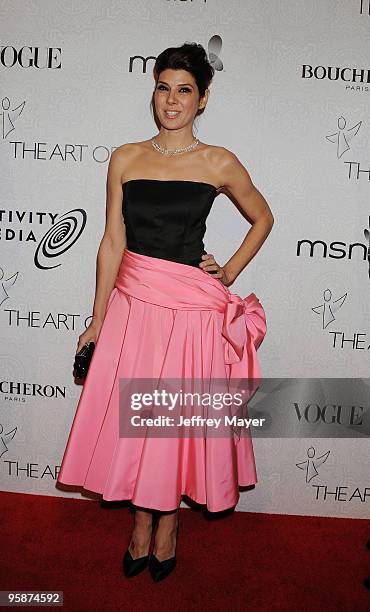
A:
[127,509,154,555]
[153,511,178,559]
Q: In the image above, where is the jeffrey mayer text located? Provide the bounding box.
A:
[131,415,266,428]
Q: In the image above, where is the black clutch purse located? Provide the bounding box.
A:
[73,341,95,379]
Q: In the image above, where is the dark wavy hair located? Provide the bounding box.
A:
[150,42,214,121]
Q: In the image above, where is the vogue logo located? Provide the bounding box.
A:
[294,404,364,426]
[0,46,61,69]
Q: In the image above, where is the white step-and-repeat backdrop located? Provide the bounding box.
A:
[1,1,369,519]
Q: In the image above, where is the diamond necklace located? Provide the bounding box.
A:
[151,137,199,156]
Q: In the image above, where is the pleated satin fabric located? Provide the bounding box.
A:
[57,248,266,512]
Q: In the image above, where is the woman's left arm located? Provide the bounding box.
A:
[200,148,274,287]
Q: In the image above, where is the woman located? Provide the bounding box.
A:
[57,42,274,582]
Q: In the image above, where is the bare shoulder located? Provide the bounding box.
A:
[112,141,145,159]
[203,144,241,174]
[211,145,240,167]
[114,140,149,153]
[212,146,253,191]
[109,142,146,182]
[110,143,135,163]
[200,143,224,160]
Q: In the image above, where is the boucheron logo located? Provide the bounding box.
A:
[0,381,66,400]
[302,65,370,83]
[311,289,347,329]
[0,423,17,459]
[1,96,25,139]
[0,266,19,307]
[325,116,362,158]
[296,446,330,483]
[301,65,369,93]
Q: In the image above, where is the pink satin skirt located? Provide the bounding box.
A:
[57,248,267,512]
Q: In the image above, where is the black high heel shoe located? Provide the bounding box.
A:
[122,512,157,578]
[148,519,179,582]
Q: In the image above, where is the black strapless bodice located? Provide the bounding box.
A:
[122,179,217,267]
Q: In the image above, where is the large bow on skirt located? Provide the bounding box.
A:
[114,248,266,371]
[222,292,266,365]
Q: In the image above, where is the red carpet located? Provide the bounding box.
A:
[1,491,369,611]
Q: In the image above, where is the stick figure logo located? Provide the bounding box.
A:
[296,446,330,483]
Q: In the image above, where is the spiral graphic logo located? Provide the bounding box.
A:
[34,208,87,270]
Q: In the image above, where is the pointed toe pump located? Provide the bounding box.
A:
[123,513,157,578]
[122,547,149,578]
[148,521,179,582]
